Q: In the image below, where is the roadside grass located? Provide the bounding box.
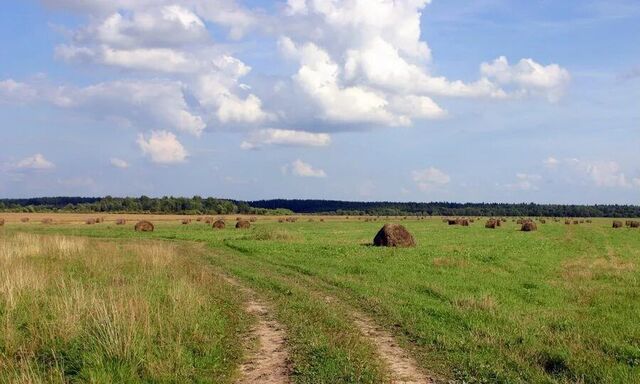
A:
[0,233,247,383]
[4,218,640,383]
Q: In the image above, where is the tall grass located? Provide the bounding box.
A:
[0,233,246,383]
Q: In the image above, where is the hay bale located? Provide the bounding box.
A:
[86,218,96,225]
[21,217,29,223]
[573,220,579,225]
[42,218,53,224]
[115,218,126,225]
[457,219,470,226]
[586,219,592,223]
[540,219,546,224]
[485,219,499,229]
[213,220,225,229]
[631,221,640,228]
[447,219,458,225]
[521,221,538,232]
[196,217,203,222]
[181,219,191,225]
[612,221,623,228]
[0,218,4,226]
[249,217,257,222]
[625,220,632,227]
[134,220,154,232]
[319,218,325,222]
[236,220,250,229]
[373,224,416,247]
[565,220,571,225]
[278,218,285,223]
[205,217,214,224]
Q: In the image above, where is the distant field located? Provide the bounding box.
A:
[1,215,639,383]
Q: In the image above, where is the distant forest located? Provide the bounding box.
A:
[0,197,639,217]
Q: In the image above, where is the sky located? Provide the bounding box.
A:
[0,0,639,204]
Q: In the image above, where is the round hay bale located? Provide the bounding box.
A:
[631,221,640,228]
[181,219,191,225]
[485,219,498,229]
[278,218,285,223]
[86,218,96,225]
[20,217,29,223]
[115,218,126,225]
[373,224,416,247]
[236,220,250,229]
[213,220,225,229]
[134,220,154,232]
[249,217,257,222]
[457,219,470,226]
[540,219,546,224]
[204,217,214,224]
[565,220,571,225]
[612,220,623,228]
[447,219,458,225]
[42,218,53,224]
[625,220,632,227]
[319,218,325,222]
[573,220,579,225]
[521,221,538,232]
[0,218,4,226]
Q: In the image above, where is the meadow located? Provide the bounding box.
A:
[1,215,639,383]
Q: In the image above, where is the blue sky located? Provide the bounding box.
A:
[1,0,639,203]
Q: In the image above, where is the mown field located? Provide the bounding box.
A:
[1,215,639,383]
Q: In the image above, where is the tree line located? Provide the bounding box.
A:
[0,197,638,217]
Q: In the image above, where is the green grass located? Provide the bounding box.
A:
[3,218,640,383]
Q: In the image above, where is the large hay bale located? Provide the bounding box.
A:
[20,217,29,223]
[373,224,416,247]
[236,220,250,229]
[213,220,225,229]
[612,221,623,228]
[115,218,126,225]
[134,220,154,232]
[485,219,499,229]
[521,221,538,232]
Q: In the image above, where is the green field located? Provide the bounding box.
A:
[1,218,639,383]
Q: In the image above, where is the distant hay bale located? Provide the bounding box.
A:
[485,219,498,229]
[373,224,416,247]
[565,220,571,225]
[21,217,29,223]
[579,220,585,223]
[42,218,53,224]
[521,221,538,232]
[586,219,592,223]
[115,219,126,225]
[625,220,632,227]
[196,217,203,222]
[249,216,257,222]
[573,220,579,225]
[540,219,546,224]
[236,220,250,229]
[212,219,225,229]
[236,217,242,221]
[278,218,285,223]
[205,217,214,224]
[134,220,154,232]
[0,218,4,226]
[612,221,623,228]
[319,218,325,222]
[447,219,458,225]
[85,218,96,225]
[457,219,470,226]
[181,219,191,225]
[308,218,315,222]
[631,221,640,228]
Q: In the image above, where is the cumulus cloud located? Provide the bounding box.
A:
[110,158,130,169]
[137,131,188,164]
[284,159,327,178]
[543,157,638,189]
[481,56,571,102]
[241,129,331,150]
[16,154,55,170]
[412,166,450,191]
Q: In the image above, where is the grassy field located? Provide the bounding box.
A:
[1,216,639,383]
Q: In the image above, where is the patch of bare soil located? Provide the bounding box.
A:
[223,276,291,384]
[352,312,435,384]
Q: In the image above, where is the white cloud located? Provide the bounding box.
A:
[412,166,450,191]
[0,79,38,103]
[543,157,638,189]
[110,158,130,169]
[543,156,560,168]
[285,159,327,178]
[16,154,55,170]
[481,56,571,102]
[137,130,188,164]
[241,129,331,150]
